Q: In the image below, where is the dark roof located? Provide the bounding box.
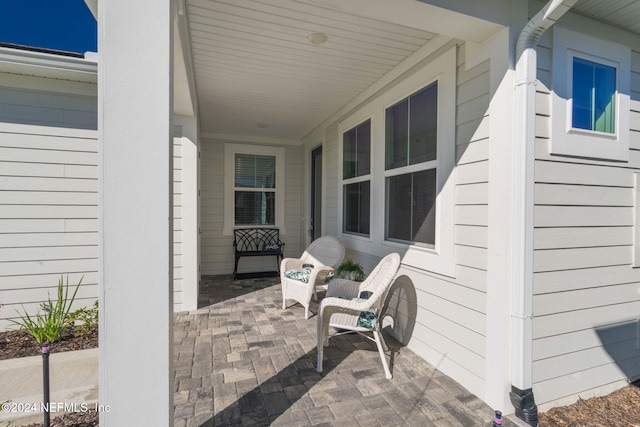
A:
[0,42,86,59]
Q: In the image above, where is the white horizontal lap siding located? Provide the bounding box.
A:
[323,123,339,236]
[454,47,490,275]
[0,123,98,331]
[199,139,224,275]
[173,137,184,310]
[283,145,303,256]
[398,47,490,399]
[399,265,487,398]
[0,83,97,130]
[199,139,303,275]
[532,35,640,407]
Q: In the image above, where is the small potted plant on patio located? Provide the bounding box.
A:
[335,258,366,282]
[11,275,82,427]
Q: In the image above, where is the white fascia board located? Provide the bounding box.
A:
[0,47,97,83]
[173,5,197,117]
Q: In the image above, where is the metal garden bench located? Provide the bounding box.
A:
[232,228,285,279]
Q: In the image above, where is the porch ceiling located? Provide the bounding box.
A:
[185,0,441,141]
[183,0,640,143]
[572,0,640,34]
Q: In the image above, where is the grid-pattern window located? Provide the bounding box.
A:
[344,120,371,179]
[386,169,436,244]
[572,57,616,134]
[385,82,437,245]
[234,153,276,225]
[551,27,630,161]
[386,83,437,170]
[342,120,371,236]
[343,181,370,235]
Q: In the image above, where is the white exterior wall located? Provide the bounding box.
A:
[0,72,98,331]
[302,37,514,407]
[200,138,303,276]
[0,74,97,130]
[0,68,193,321]
[397,44,492,402]
[323,123,340,237]
[532,22,640,409]
[284,144,304,253]
[173,115,199,312]
[173,134,184,308]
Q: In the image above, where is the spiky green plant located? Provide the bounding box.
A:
[12,275,83,345]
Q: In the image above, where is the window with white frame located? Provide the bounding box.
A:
[342,119,371,236]
[552,27,630,161]
[337,47,456,277]
[572,56,616,134]
[234,153,276,225]
[385,82,438,246]
[223,144,285,235]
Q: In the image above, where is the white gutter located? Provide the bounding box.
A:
[511,0,577,425]
[0,46,97,83]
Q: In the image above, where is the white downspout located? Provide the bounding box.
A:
[511,0,577,425]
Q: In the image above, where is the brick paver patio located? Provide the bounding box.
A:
[173,275,517,427]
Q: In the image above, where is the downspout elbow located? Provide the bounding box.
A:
[516,0,576,58]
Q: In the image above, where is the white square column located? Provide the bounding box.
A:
[98,1,174,425]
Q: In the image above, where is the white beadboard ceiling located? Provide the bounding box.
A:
[186,0,437,141]
[184,0,640,142]
[572,0,640,34]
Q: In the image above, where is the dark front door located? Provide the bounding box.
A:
[311,146,322,241]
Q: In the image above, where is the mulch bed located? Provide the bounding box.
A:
[538,379,640,426]
[22,411,99,427]
[0,328,97,361]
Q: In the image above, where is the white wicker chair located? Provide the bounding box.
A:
[316,253,401,379]
[281,236,345,319]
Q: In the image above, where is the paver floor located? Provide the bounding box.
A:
[174,275,518,427]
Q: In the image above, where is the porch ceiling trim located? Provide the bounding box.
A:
[201,131,301,145]
[174,9,197,117]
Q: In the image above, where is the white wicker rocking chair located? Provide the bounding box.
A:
[316,253,401,379]
[281,236,345,319]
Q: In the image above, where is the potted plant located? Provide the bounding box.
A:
[11,275,82,427]
[335,258,366,282]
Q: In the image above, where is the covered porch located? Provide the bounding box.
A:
[174,275,516,426]
[98,0,513,424]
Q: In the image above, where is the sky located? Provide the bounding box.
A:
[0,1,97,54]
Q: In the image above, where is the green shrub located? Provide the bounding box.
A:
[66,299,98,337]
[12,276,82,345]
[336,259,366,282]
